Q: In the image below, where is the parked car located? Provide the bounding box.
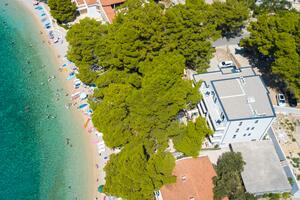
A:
[276,93,286,107]
[218,60,234,68]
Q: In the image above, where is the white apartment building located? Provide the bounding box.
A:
[73,0,126,23]
[192,66,276,147]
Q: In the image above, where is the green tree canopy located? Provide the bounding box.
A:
[104,140,176,200]
[213,152,256,200]
[48,0,77,24]
[241,12,300,97]
[64,2,227,199]
[66,18,108,83]
[163,0,219,71]
[94,52,204,199]
[173,117,212,157]
[212,0,250,38]
[91,83,134,148]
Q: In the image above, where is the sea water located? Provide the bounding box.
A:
[0,1,91,199]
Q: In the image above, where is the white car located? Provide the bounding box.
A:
[277,93,286,107]
[218,61,234,68]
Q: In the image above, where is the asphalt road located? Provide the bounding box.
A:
[274,105,300,116]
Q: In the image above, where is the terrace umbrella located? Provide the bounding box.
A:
[98,185,104,193]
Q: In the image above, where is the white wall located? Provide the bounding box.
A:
[221,117,274,145]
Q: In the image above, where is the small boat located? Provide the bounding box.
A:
[78,103,88,109]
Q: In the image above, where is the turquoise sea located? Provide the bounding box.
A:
[0,1,91,199]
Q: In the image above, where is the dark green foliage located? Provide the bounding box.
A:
[163,0,219,71]
[99,3,166,71]
[127,53,201,134]
[241,12,300,98]
[64,2,233,199]
[92,83,134,148]
[96,1,217,72]
[213,152,256,200]
[173,117,212,157]
[104,141,176,200]
[66,18,108,66]
[97,52,203,199]
[212,0,250,38]
[48,0,77,24]
[66,18,108,84]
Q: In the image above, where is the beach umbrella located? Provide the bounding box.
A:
[98,185,104,193]
[80,92,88,100]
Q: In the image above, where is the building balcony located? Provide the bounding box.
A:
[199,85,227,131]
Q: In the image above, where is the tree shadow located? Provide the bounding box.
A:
[236,48,287,92]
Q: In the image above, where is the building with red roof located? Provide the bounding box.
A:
[73,0,126,23]
[100,0,126,23]
[157,156,224,200]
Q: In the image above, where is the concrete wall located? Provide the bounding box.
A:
[221,117,274,145]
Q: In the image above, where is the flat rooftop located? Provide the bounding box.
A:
[193,67,255,83]
[160,156,217,200]
[212,75,275,120]
[231,141,291,194]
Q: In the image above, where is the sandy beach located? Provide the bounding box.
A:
[15,0,102,199]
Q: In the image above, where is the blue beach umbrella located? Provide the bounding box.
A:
[98,185,104,193]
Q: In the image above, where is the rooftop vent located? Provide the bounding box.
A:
[181,176,187,182]
[190,197,195,200]
[247,97,256,103]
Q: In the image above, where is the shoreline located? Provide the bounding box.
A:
[15,0,101,199]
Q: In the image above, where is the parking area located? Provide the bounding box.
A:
[208,45,251,72]
[209,45,299,108]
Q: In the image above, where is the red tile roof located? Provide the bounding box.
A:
[86,0,98,5]
[75,0,85,5]
[160,157,217,200]
[102,6,115,23]
[100,0,126,6]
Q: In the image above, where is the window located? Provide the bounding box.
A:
[246,127,250,131]
[255,120,259,124]
[233,135,236,139]
[251,127,255,130]
[248,133,251,136]
[235,128,239,133]
[220,112,225,121]
[243,134,246,137]
[239,122,243,126]
[213,94,217,103]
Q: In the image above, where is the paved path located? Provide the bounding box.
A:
[212,30,250,47]
[274,105,300,116]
